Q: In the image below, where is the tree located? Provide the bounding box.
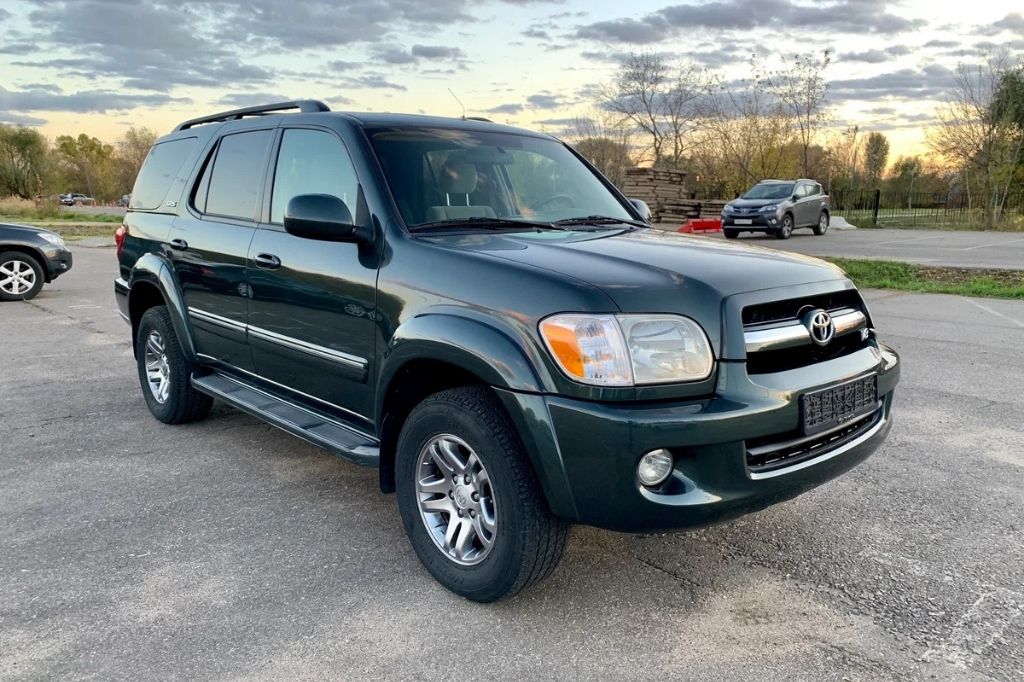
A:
[862,132,890,187]
[53,133,117,200]
[599,52,707,168]
[567,114,633,188]
[889,156,923,207]
[767,50,832,177]
[929,51,1024,228]
[114,127,158,195]
[0,125,50,199]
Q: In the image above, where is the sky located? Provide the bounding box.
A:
[1,0,1023,157]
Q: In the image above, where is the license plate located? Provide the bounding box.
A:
[734,219,752,225]
[801,375,878,435]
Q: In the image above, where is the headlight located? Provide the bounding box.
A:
[539,314,714,386]
[759,204,778,212]
[722,204,733,213]
[37,232,65,247]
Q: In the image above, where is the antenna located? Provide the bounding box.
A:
[448,88,466,119]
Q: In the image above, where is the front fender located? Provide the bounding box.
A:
[128,253,197,363]
[376,313,547,418]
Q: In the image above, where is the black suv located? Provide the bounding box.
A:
[115,101,899,601]
[722,179,830,239]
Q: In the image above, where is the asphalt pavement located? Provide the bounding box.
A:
[691,227,1024,270]
[2,246,1023,680]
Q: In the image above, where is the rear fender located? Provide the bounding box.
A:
[128,253,196,362]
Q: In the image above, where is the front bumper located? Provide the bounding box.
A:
[44,247,73,280]
[499,342,899,532]
[722,212,779,229]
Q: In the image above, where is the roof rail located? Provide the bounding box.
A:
[464,116,493,122]
[173,100,331,132]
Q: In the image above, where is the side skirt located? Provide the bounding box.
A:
[192,372,380,467]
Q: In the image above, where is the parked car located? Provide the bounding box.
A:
[0,223,74,301]
[722,179,830,239]
[117,194,132,208]
[115,101,899,602]
[60,193,95,207]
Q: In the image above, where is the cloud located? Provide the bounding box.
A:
[830,65,958,103]
[341,74,407,91]
[994,12,1024,31]
[214,93,293,107]
[371,43,466,66]
[576,0,923,43]
[924,39,960,48]
[0,112,48,127]
[527,93,565,109]
[486,103,525,114]
[411,45,465,60]
[0,86,189,114]
[841,45,911,64]
[523,28,551,39]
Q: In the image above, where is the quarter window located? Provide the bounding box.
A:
[204,130,273,221]
[271,129,359,225]
[131,137,197,210]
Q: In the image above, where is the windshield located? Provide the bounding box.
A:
[742,183,795,200]
[365,127,634,228]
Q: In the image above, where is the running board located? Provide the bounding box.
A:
[191,372,379,467]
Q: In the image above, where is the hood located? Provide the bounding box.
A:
[728,197,785,209]
[0,222,57,239]
[427,228,847,352]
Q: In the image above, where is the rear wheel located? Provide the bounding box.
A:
[776,214,794,239]
[396,386,568,602]
[814,211,829,235]
[723,229,739,239]
[0,251,44,302]
[135,306,213,424]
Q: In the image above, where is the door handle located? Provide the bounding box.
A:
[254,253,281,269]
[169,238,188,250]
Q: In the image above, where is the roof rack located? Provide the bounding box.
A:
[173,100,331,132]
[464,116,493,122]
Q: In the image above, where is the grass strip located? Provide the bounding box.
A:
[824,257,1024,300]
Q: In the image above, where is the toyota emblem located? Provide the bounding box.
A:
[803,308,835,346]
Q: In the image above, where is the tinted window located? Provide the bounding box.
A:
[191,147,214,213]
[271,129,359,224]
[205,130,272,220]
[131,137,196,210]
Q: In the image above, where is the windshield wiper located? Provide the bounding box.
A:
[408,217,561,232]
[552,215,649,229]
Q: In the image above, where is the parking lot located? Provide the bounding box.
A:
[2,246,1023,680]
[702,227,1024,270]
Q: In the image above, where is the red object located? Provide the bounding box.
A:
[114,224,127,259]
[678,218,722,234]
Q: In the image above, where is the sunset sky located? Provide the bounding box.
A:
[1,0,1023,157]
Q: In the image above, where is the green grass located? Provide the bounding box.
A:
[825,257,1024,299]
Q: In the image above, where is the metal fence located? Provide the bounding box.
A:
[829,188,1024,229]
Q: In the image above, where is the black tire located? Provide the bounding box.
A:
[396,386,568,602]
[135,305,212,424]
[0,251,45,302]
[814,211,829,235]
[723,229,739,239]
[776,214,794,239]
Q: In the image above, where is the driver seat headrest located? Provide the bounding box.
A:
[439,162,478,195]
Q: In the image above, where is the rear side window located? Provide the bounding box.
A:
[130,137,197,210]
[204,130,273,221]
[270,129,359,224]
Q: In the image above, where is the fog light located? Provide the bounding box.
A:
[638,449,674,486]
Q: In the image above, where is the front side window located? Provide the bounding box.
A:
[270,129,359,225]
[204,130,273,221]
[366,127,632,227]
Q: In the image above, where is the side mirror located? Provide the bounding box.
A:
[791,195,799,202]
[283,194,362,242]
[628,198,652,223]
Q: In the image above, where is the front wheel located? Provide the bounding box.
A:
[723,229,739,239]
[135,306,212,424]
[814,211,829,235]
[396,386,568,602]
[0,252,45,301]
[776,214,794,239]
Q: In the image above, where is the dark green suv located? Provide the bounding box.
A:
[114,101,899,602]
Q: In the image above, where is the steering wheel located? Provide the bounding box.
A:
[528,193,576,211]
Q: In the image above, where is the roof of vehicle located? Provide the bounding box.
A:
[170,100,554,141]
[757,178,817,184]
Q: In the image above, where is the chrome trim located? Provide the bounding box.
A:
[748,409,888,480]
[188,306,246,332]
[746,403,881,458]
[247,325,367,370]
[744,309,866,354]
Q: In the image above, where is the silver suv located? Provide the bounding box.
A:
[721,179,830,240]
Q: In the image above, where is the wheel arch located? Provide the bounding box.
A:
[0,245,49,283]
[127,253,196,362]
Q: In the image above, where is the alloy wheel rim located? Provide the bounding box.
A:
[415,434,497,566]
[0,260,36,295]
[144,330,171,404]
[820,215,828,230]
